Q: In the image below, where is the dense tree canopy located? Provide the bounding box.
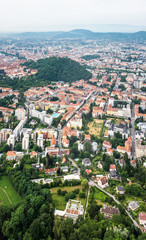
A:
[23,57,92,83]
[0,57,92,91]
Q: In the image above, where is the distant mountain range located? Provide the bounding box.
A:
[17,29,146,41]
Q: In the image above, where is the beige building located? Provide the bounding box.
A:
[135,139,146,158]
[0,128,12,142]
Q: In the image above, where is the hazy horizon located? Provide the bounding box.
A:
[0,0,146,33]
[0,24,146,35]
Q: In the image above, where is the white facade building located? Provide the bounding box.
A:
[37,134,44,149]
[7,134,15,148]
[15,108,26,120]
[64,174,80,182]
[92,142,98,152]
[54,200,84,222]
[22,134,29,150]
[78,142,84,151]
[30,108,53,126]
[13,117,27,138]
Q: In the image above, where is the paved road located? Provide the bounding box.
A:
[58,129,63,151]
[89,180,141,231]
[68,158,80,175]
[131,105,135,159]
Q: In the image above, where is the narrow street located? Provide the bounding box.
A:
[131,105,136,159]
[68,158,80,175]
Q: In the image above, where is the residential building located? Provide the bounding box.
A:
[97,161,103,169]
[7,134,15,148]
[98,176,109,189]
[13,117,27,138]
[54,200,84,223]
[116,186,125,194]
[78,142,84,151]
[51,138,56,147]
[6,151,16,161]
[119,159,125,167]
[130,160,136,168]
[103,141,112,149]
[44,168,58,176]
[82,158,92,167]
[128,201,139,211]
[100,205,120,218]
[135,139,146,158]
[92,142,98,152]
[62,138,69,148]
[15,108,26,120]
[22,134,29,150]
[37,134,43,149]
[30,151,37,158]
[0,129,12,142]
[60,166,69,173]
[139,212,146,226]
[109,164,116,171]
[31,178,53,184]
[64,174,80,181]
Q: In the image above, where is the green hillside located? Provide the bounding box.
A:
[0,57,92,91]
[23,56,92,83]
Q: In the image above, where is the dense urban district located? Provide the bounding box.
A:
[0,32,146,240]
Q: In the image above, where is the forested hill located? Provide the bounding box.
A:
[23,57,92,83]
[0,57,92,91]
[18,30,146,41]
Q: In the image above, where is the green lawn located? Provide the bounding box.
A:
[51,185,82,194]
[52,194,67,210]
[0,176,22,206]
[90,187,112,207]
[51,185,86,210]
[93,188,107,202]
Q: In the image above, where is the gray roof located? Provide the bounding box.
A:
[128,201,139,210]
[117,186,125,192]
[110,170,117,177]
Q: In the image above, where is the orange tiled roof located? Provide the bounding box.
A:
[7,151,16,156]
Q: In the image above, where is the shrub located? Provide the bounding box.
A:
[79,192,86,198]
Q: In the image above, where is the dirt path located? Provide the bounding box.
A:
[0,187,12,205]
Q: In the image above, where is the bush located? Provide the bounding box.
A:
[61,190,67,196]
[79,192,86,198]
[65,193,70,201]
[57,188,62,195]
[72,189,80,194]
[65,192,76,201]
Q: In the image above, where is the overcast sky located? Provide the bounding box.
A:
[0,0,146,32]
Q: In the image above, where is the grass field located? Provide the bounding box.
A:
[0,176,22,206]
[88,119,103,137]
[89,186,112,206]
[51,186,86,210]
[93,188,107,202]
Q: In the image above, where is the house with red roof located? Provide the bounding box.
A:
[109,164,116,171]
[98,176,109,189]
[139,212,146,227]
[103,141,112,149]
